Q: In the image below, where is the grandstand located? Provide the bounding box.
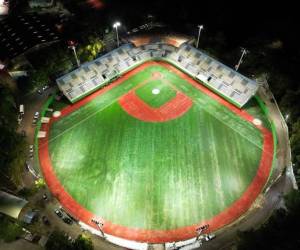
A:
[56,43,258,107]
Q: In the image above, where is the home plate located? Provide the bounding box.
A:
[152,88,160,95]
[253,118,262,126]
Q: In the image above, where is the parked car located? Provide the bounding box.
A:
[19,104,24,115]
[21,130,26,137]
[17,113,23,124]
[34,112,39,119]
[42,85,50,91]
[42,216,50,226]
[54,209,63,218]
[32,112,40,125]
[204,234,215,241]
[62,216,73,225]
[25,162,30,171]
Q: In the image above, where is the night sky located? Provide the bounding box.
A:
[101,0,299,44]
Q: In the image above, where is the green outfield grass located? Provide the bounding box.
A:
[48,64,270,230]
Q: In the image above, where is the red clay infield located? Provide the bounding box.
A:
[119,91,193,122]
[38,61,274,243]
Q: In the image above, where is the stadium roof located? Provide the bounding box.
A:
[0,14,60,60]
[0,191,28,219]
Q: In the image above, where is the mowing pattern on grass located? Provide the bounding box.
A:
[39,61,274,242]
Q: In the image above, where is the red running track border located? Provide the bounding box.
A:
[38,61,274,243]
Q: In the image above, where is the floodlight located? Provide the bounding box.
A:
[113,22,121,28]
[113,22,121,47]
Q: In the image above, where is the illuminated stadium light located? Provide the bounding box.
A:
[113,21,121,47]
[285,113,290,121]
[196,24,204,48]
[113,21,121,28]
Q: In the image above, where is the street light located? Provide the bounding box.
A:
[67,40,80,67]
[235,47,248,71]
[196,25,204,49]
[285,114,290,121]
[113,21,121,47]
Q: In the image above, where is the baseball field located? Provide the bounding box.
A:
[38,61,274,242]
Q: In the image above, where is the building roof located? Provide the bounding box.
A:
[0,13,60,60]
[0,191,28,219]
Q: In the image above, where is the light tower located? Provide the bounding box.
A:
[195,224,209,241]
[196,25,204,49]
[67,40,80,67]
[91,218,105,238]
[235,47,248,71]
[113,21,121,47]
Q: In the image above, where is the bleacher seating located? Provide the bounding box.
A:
[57,42,258,107]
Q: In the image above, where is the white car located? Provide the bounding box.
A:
[42,85,50,91]
[29,145,34,158]
[17,113,23,124]
[32,112,40,125]
[204,234,215,241]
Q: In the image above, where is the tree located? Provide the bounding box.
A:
[236,191,300,250]
[45,231,94,250]
[45,231,73,250]
[78,36,104,62]
[0,86,26,188]
[0,216,23,243]
[73,234,94,250]
[26,43,74,93]
[290,119,300,182]
[29,70,50,91]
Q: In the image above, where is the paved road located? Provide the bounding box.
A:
[17,88,55,188]
[0,239,42,250]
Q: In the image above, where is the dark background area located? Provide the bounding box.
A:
[103,0,298,44]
